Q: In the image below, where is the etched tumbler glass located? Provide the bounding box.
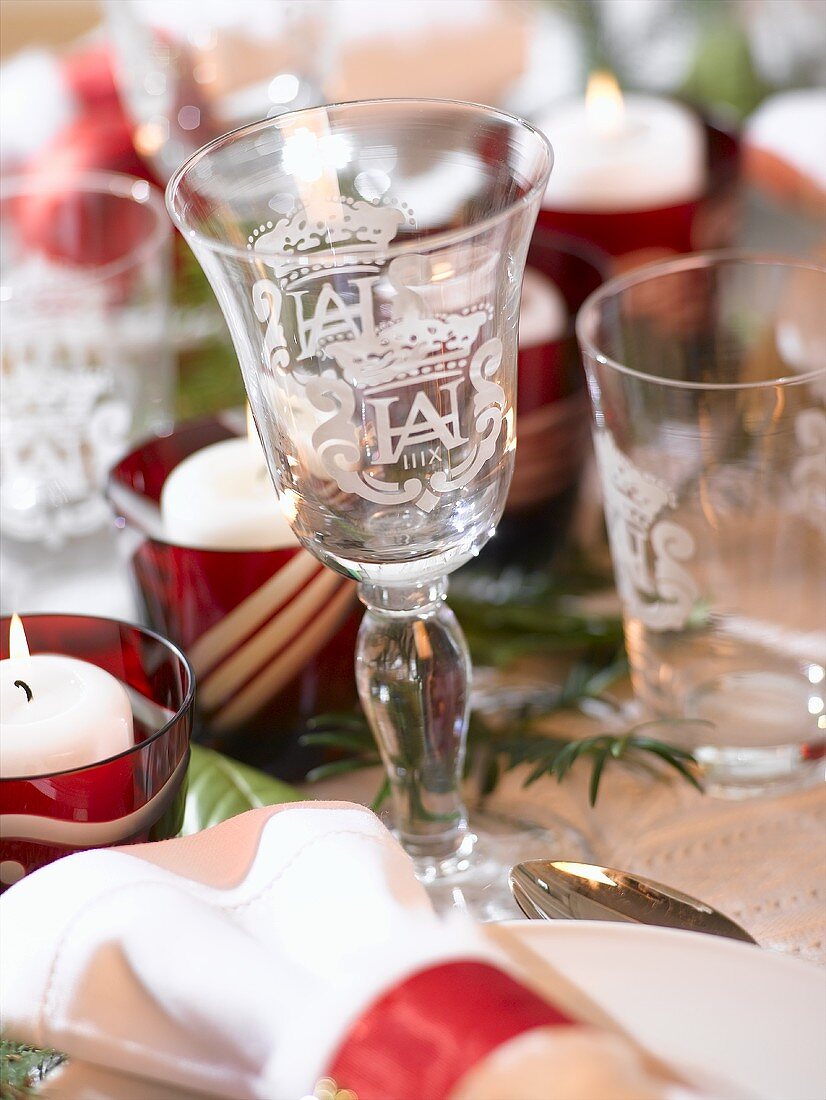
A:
[167,99,555,914]
[0,172,172,546]
[578,254,826,795]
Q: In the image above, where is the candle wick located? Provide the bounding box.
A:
[13,679,33,703]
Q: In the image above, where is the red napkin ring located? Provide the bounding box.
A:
[327,961,575,1100]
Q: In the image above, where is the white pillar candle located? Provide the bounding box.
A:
[538,73,707,212]
[0,615,134,778]
[160,414,298,551]
[518,267,568,348]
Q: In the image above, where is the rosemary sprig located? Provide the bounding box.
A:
[302,668,703,809]
[0,1040,64,1098]
[448,576,624,668]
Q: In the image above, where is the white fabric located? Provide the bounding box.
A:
[1,802,697,1099]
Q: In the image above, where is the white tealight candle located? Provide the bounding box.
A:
[160,411,299,551]
[538,72,707,211]
[0,615,134,778]
[518,267,568,348]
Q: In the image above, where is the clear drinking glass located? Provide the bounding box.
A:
[0,172,173,547]
[105,0,331,183]
[577,253,826,795]
[166,98,575,915]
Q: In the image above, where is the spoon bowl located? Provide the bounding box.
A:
[509,860,757,944]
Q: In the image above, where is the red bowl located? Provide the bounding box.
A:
[107,417,360,779]
[0,613,193,887]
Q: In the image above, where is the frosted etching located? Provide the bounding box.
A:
[249,197,505,513]
[595,430,698,631]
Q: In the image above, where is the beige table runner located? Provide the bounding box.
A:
[306,756,826,966]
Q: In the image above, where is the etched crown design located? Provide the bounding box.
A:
[249,196,410,284]
[324,308,490,393]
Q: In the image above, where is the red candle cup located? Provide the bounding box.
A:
[538,114,740,264]
[0,614,193,888]
[107,417,360,779]
[471,227,607,574]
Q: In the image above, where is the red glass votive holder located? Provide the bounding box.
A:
[538,114,740,262]
[107,417,360,779]
[471,227,607,574]
[0,613,193,888]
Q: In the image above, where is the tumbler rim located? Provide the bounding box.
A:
[166,97,553,263]
[0,612,195,782]
[576,250,826,392]
[0,170,170,290]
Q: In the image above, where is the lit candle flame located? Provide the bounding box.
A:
[280,113,347,227]
[431,260,455,283]
[9,613,30,661]
[586,71,625,138]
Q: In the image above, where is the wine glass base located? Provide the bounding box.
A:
[408,807,592,921]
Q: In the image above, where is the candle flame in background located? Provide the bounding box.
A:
[586,71,625,138]
[9,613,30,661]
[431,260,455,282]
[280,112,347,228]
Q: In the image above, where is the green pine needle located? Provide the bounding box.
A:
[1,1040,64,1098]
[302,704,704,809]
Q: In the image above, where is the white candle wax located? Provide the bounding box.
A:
[538,85,707,212]
[0,650,134,778]
[160,436,298,551]
[519,267,568,348]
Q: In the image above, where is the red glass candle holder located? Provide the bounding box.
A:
[538,114,740,262]
[107,417,360,779]
[470,227,607,574]
[0,613,193,888]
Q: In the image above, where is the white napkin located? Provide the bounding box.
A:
[1,802,702,1100]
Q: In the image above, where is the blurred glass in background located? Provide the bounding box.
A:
[0,171,173,546]
[104,0,331,182]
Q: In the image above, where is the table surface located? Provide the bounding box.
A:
[305,740,826,968]
[2,465,825,969]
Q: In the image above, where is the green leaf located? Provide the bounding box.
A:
[299,731,378,755]
[370,778,391,812]
[181,745,299,835]
[307,713,373,736]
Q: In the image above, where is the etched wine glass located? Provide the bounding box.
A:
[167,99,581,915]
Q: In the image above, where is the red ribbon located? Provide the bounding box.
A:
[327,961,575,1100]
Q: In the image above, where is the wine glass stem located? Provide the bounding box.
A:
[356,578,471,866]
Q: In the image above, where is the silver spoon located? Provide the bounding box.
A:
[509,860,757,944]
